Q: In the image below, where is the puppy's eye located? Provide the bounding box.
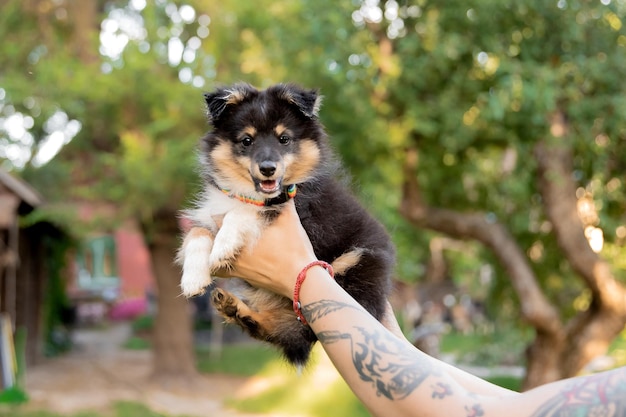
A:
[241,136,254,146]
[279,135,291,145]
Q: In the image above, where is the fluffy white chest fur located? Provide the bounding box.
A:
[179,188,265,297]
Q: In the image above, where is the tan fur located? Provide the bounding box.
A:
[240,126,257,139]
[182,226,214,247]
[274,124,291,136]
[210,142,253,185]
[212,287,293,340]
[284,140,320,184]
[331,248,364,276]
[224,87,248,105]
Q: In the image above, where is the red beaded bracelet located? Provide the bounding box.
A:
[293,260,334,325]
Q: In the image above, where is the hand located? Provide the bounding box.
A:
[220,200,318,298]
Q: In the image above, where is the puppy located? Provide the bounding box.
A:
[178,83,395,367]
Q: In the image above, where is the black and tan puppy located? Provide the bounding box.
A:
[178,83,395,367]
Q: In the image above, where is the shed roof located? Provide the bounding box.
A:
[0,168,43,209]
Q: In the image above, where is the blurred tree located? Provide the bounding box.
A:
[335,0,626,389]
[0,0,206,385]
[199,0,626,389]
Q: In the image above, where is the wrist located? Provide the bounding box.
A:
[293,261,334,325]
[278,255,317,297]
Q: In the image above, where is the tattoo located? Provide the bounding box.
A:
[317,330,351,344]
[311,300,435,400]
[431,382,453,399]
[530,367,626,417]
[465,404,484,417]
[302,299,359,323]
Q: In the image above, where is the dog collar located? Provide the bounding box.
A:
[220,184,297,207]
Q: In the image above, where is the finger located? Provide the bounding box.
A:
[381,300,405,339]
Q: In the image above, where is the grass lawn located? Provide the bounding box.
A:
[210,338,523,415]
[196,342,282,376]
[214,344,371,417]
[13,320,623,417]
[441,330,526,391]
[0,401,192,417]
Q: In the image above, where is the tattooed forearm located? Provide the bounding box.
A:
[308,299,436,400]
[530,367,626,417]
[302,299,360,324]
[352,325,435,399]
[350,325,434,400]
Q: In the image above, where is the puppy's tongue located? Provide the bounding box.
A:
[260,180,279,193]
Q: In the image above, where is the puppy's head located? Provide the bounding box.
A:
[201,83,329,199]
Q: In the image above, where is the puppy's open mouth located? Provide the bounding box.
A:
[256,179,281,194]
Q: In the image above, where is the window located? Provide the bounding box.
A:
[76,235,120,299]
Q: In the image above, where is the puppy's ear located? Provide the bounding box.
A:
[204,83,256,123]
[275,84,323,119]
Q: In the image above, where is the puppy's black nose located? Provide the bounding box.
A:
[259,161,276,177]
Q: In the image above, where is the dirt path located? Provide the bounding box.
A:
[22,322,274,417]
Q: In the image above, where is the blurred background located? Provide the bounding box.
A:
[1,0,626,416]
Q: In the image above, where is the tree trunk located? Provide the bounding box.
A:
[401,128,626,389]
[145,209,199,388]
[20,0,201,388]
[66,0,99,64]
[399,145,565,390]
[531,111,626,385]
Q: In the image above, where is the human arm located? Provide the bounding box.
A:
[228,200,626,417]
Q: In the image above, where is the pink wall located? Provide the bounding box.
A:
[115,220,154,300]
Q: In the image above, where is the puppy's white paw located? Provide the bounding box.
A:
[180,235,214,297]
[208,232,242,272]
[206,207,261,274]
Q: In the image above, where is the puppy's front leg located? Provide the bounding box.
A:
[179,226,215,297]
[208,208,261,272]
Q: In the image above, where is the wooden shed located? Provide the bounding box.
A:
[0,168,60,368]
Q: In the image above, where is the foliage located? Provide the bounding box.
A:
[123,336,151,350]
[441,328,532,367]
[0,387,28,405]
[169,0,626,314]
[485,375,522,392]
[1,0,204,233]
[443,325,626,368]
[609,328,626,367]
[130,314,154,333]
[359,0,626,302]
[41,233,76,357]
[268,0,626,324]
[12,327,28,399]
